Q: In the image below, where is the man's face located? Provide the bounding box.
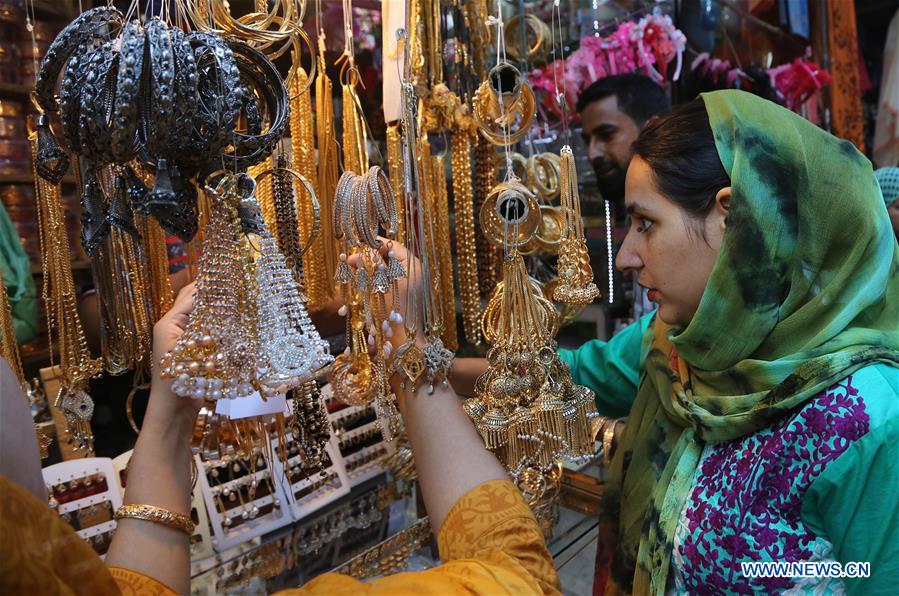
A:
[580,95,642,202]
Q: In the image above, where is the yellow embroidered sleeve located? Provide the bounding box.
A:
[108,567,177,595]
[0,476,121,596]
[83,480,559,596]
[284,479,561,595]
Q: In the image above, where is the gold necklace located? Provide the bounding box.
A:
[450,128,481,345]
[31,131,100,451]
[289,69,330,308]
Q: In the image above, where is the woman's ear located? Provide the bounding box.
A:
[715,186,732,229]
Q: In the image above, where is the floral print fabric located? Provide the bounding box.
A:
[671,376,869,594]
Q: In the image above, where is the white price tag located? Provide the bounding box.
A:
[215,392,288,420]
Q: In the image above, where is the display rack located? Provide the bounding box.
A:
[324,385,393,488]
[42,457,122,559]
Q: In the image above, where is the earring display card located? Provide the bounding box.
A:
[195,449,294,553]
[42,457,123,558]
[268,424,351,525]
[324,385,394,488]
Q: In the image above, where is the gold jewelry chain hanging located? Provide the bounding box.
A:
[249,156,277,229]
[128,163,175,320]
[316,33,340,297]
[0,265,54,459]
[289,69,331,308]
[0,265,27,390]
[385,124,406,244]
[430,151,457,351]
[451,130,481,345]
[31,131,101,452]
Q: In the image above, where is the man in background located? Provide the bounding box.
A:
[576,73,670,324]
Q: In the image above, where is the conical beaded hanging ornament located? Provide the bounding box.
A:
[254,226,333,393]
[160,181,260,400]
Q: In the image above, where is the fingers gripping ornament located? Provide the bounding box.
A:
[160,173,332,401]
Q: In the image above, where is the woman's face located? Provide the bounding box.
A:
[616,156,730,327]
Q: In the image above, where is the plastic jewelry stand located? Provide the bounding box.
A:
[268,428,352,526]
[323,384,394,488]
[194,449,293,553]
[42,457,123,559]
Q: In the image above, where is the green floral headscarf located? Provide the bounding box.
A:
[595,90,899,595]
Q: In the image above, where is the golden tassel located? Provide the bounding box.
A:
[553,146,599,304]
[464,252,598,491]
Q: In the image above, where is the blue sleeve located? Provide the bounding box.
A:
[557,312,654,418]
[801,365,899,595]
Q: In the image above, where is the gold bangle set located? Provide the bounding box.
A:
[473,63,536,146]
[502,15,551,63]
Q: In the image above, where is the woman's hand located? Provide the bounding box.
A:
[347,238,424,350]
[148,282,202,428]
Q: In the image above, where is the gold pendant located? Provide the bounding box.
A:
[400,345,425,384]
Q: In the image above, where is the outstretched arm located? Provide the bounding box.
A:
[104,283,199,594]
[350,240,508,531]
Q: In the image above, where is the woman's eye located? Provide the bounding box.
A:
[632,218,653,233]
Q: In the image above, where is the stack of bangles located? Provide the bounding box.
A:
[114,504,196,535]
[591,416,625,467]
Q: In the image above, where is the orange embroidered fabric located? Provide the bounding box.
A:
[0,476,121,596]
[108,567,177,595]
[293,479,561,595]
[3,475,558,595]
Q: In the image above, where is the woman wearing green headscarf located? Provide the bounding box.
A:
[560,90,899,595]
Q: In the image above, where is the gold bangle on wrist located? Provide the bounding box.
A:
[114,503,195,535]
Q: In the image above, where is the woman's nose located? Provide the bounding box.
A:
[615,233,642,272]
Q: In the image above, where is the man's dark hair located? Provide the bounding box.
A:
[575,73,671,126]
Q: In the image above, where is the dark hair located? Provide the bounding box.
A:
[575,73,671,126]
[632,98,731,222]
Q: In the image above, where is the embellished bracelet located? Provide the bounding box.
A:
[114,503,195,535]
